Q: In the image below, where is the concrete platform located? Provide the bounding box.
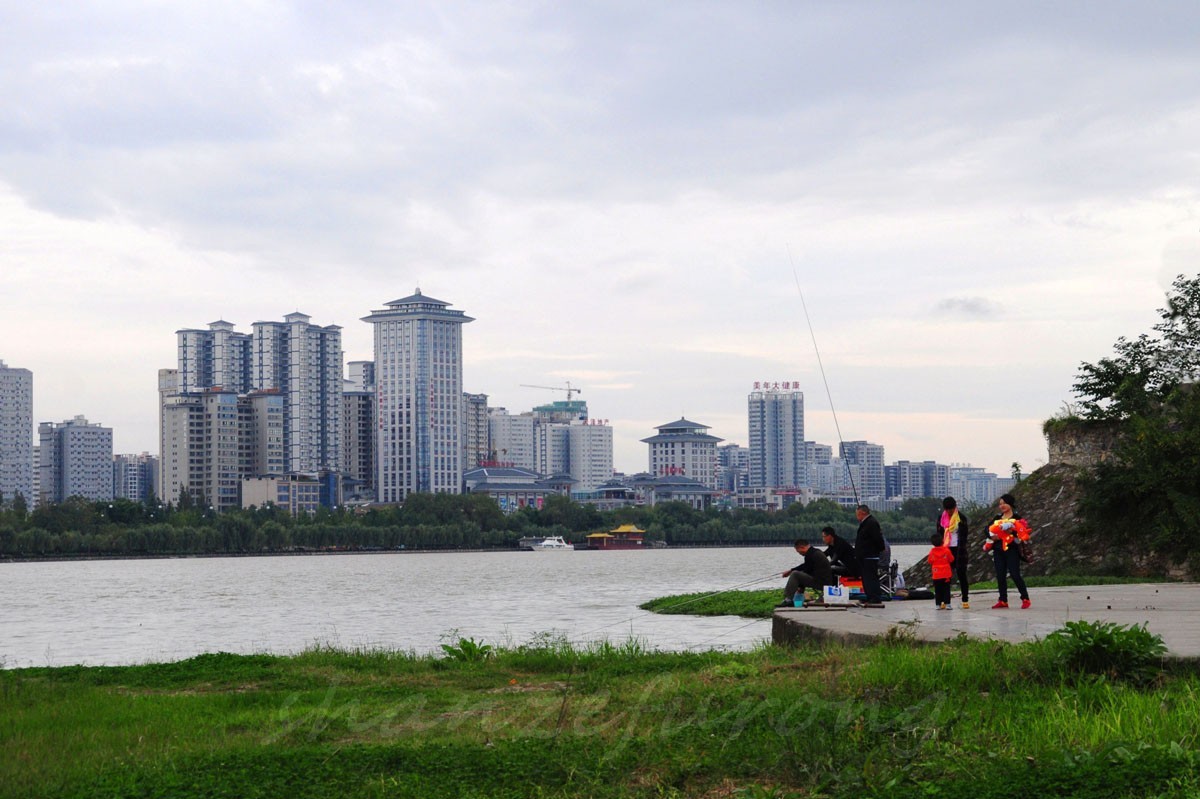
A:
[772,583,1200,659]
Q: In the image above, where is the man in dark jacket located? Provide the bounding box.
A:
[778,539,834,607]
[821,526,858,578]
[854,504,886,606]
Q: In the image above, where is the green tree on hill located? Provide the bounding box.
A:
[1073,273,1200,420]
[1071,273,1200,571]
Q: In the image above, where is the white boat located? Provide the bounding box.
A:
[518,535,575,551]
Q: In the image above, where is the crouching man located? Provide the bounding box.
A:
[778,538,834,607]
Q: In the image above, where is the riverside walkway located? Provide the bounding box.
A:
[772,583,1200,659]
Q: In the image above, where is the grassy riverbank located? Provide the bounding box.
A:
[4,634,1199,799]
[640,576,1177,619]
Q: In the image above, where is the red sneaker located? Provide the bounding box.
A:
[1021,599,1031,609]
[991,601,1009,609]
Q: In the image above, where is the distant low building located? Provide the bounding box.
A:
[629,473,715,510]
[729,486,814,512]
[949,466,1016,506]
[463,465,573,512]
[579,479,638,511]
[242,471,341,515]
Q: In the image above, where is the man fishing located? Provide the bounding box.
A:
[854,504,886,607]
[777,538,834,607]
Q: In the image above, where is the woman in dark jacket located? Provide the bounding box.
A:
[985,493,1031,609]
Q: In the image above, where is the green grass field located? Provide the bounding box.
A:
[3,629,1199,798]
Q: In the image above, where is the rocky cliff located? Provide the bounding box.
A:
[902,421,1188,587]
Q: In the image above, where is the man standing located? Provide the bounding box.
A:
[778,539,834,607]
[854,504,886,607]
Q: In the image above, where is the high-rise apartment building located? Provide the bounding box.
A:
[363,290,473,502]
[30,445,40,508]
[566,421,613,492]
[462,393,490,472]
[534,419,613,492]
[748,387,805,490]
[113,452,159,502]
[642,418,722,490]
[839,440,886,502]
[486,402,611,493]
[488,409,537,469]
[346,361,375,392]
[716,443,750,493]
[251,313,343,473]
[808,458,863,502]
[159,369,284,510]
[38,415,114,503]
[174,314,342,475]
[535,423,571,477]
[342,364,375,501]
[0,359,33,505]
[949,466,1016,506]
[886,460,950,500]
[804,441,833,466]
[533,400,587,423]
[177,320,251,394]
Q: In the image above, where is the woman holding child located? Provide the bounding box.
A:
[984,493,1031,609]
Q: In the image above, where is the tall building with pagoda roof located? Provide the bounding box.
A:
[363,289,473,502]
[641,418,723,490]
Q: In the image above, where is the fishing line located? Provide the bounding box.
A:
[788,246,859,505]
[685,617,771,652]
[564,572,781,645]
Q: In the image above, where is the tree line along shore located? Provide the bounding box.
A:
[0,493,953,559]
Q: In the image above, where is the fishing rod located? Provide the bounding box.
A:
[788,247,860,506]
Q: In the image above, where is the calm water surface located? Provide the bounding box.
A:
[0,545,926,668]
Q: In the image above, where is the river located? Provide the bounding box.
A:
[0,544,927,668]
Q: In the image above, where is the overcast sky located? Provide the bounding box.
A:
[2,2,1198,478]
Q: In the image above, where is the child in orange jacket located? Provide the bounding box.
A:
[928,532,955,610]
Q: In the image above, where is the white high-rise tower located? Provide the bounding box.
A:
[748,386,805,489]
[0,360,33,505]
[251,313,343,473]
[363,290,473,502]
[173,314,342,475]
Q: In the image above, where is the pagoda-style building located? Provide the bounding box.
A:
[584,523,647,550]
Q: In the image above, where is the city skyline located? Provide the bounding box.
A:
[4,4,1199,477]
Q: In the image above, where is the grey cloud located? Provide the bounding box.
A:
[2,2,1200,274]
[933,297,999,316]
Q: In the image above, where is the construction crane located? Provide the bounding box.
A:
[520,381,583,401]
